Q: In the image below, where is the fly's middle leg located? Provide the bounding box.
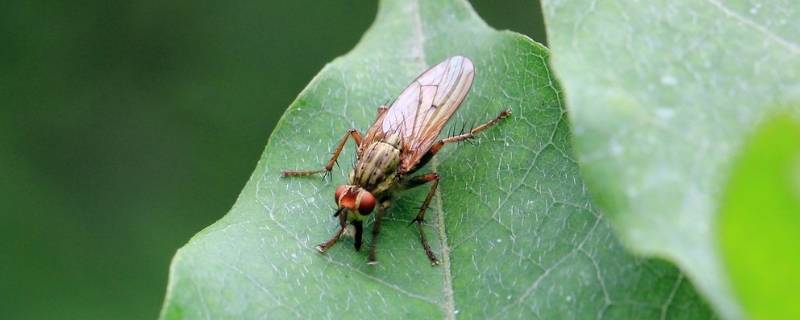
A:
[282,129,362,178]
[401,172,440,266]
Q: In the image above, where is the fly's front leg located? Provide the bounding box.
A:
[401,173,440,266]
[367,201,389,265]
[315,208,347,253]
[353,220,363,251]
[282,129,362,177]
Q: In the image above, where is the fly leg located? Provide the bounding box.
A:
[367,201,389,264]
[376,105,388,119]
[315,208,347,253]
[364,105,388,134]
[353,220,363,251]
[410,110,510,173]
[401,173,440,265]
[282,129,362,177]
[437,110,510,148]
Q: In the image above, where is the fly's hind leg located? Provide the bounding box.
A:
[442,110,510,144]
[431,110,510,154]
[282,129,362,178]
[409,110,510,174]
[401,173,441,266]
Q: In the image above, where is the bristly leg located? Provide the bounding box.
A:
[410,110,511,175]
[315,208,347,253]
[282,128,362,177]
[401,172,441,265]
[417,219,438,265]
[439,110,510,146]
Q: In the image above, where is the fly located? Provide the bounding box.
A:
[282,56,509,265]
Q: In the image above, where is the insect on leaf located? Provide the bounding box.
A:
[160,0,715,319]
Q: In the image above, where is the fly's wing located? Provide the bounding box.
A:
[376,56,475,172]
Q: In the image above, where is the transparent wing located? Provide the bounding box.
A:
[373,56,474,172]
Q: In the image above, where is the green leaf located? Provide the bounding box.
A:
[160,0,712,318]
[718,115,800,320]
[541,0,800,318]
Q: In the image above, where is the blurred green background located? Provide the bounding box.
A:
[1,1,545,319]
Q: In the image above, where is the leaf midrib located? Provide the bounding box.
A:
[407,0,457,318]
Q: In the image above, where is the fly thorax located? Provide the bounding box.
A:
[351,139,401,190]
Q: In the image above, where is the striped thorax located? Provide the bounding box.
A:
[350,133,402,196]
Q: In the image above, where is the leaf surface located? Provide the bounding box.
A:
[160,1,713,318]
[541,0,800,318]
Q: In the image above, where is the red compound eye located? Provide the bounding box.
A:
[335,185,347,203]
[336,185,357,210]
[357,191,376,215]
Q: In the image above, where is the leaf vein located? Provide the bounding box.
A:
[705,0,799,54]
